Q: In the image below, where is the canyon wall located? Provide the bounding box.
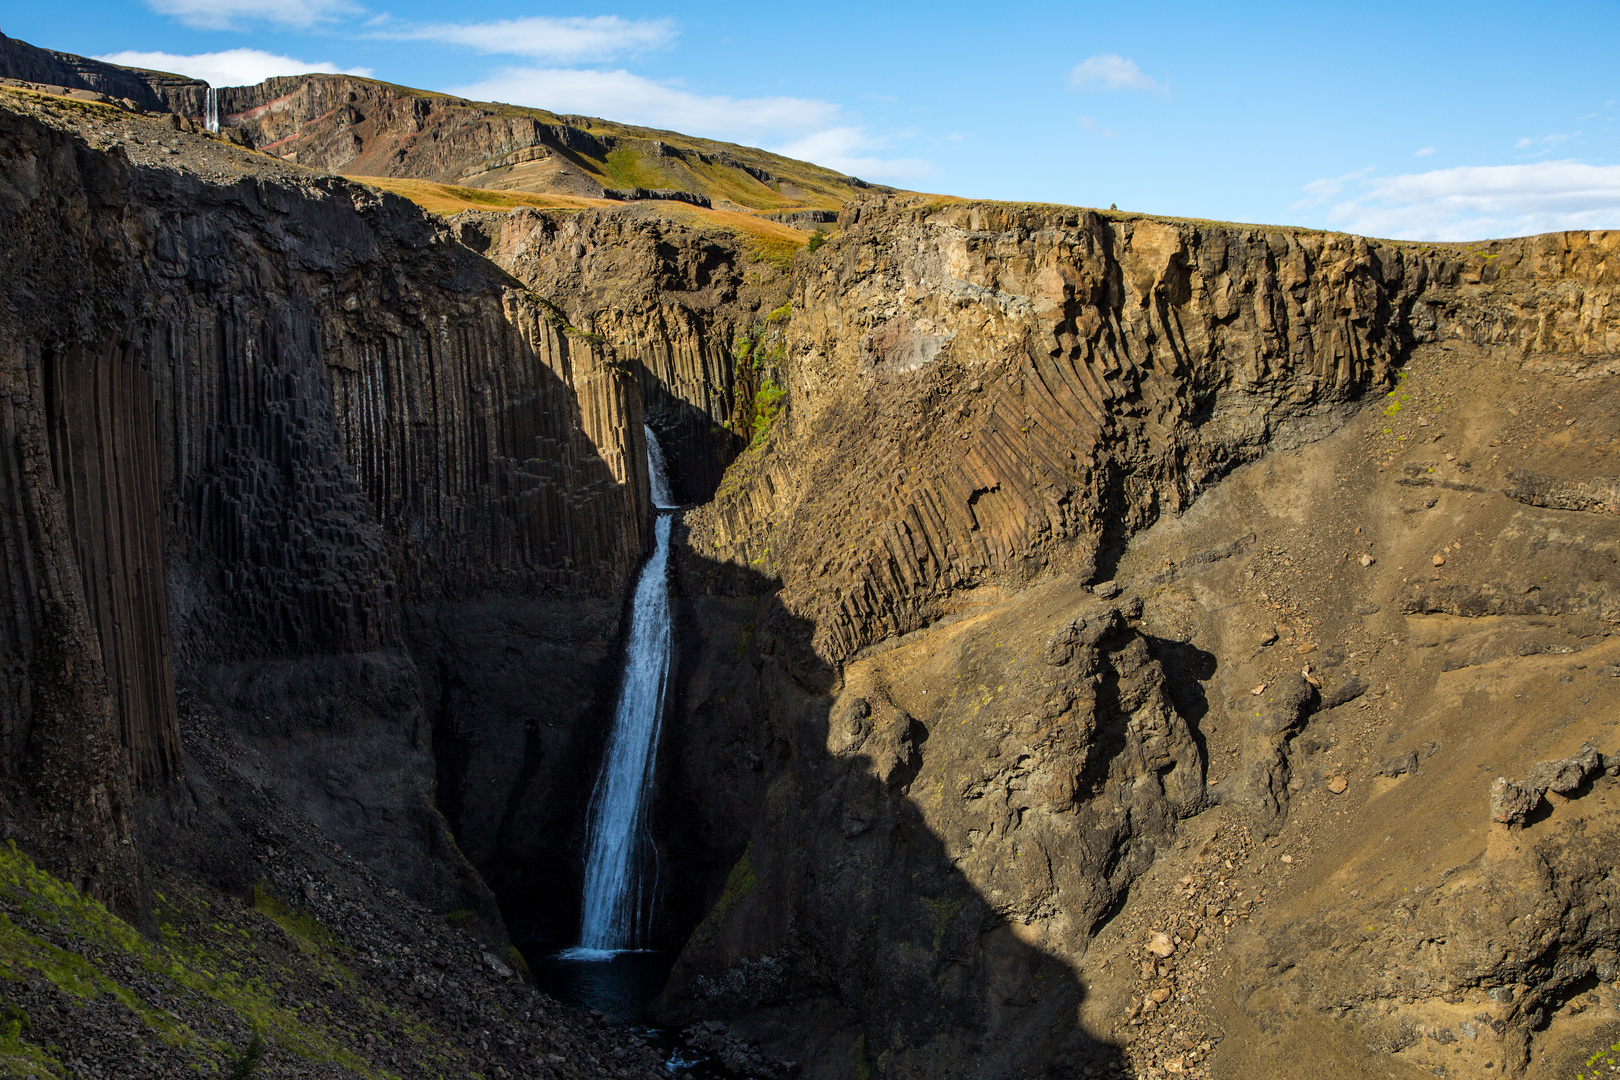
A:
[664,198,1620,1077]
[0,90,652,925]
[0,31,205,113]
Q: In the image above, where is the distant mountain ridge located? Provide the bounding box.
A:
[0,30,889,214]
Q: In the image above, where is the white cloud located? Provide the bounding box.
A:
[450,66,838,138]
[1415,146,1435,157]
[448,67,933,182]
[771,127,935,182]
[145,0,358,30]
[97,48,372,86]
[1301,160,1620,240]
[376,15,674,61]
[1078,115,1118,137]
[1068,54,1164,95]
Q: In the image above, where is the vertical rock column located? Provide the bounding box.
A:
[43,340,179,789]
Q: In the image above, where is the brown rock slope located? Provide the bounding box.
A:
[670,196,1620,1078]
[211,74,883,212]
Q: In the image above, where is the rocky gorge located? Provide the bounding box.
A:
[0,33,1617,1080]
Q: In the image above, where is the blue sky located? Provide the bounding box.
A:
[7,1,1620,239]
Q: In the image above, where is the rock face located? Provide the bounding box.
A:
[0,30,206,113]
[6,43,1620,1080]
[657,576,1197,1078]
[469,206,795,503]
[667,197,1620,1077]
[696,199,1620,666]
[0,89,649,928]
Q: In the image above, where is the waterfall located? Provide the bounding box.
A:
[645,424,675,508]
[568,431,677,956]
[204,87,219,134]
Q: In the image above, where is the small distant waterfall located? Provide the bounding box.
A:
[204,87,219,134]
[570,430,677,954]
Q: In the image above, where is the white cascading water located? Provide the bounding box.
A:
[567,428,677,956]
[645,424,676,509]
[204,87,219,134]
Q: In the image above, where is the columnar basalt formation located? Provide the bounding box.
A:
[693,200,1620,664]
[0,90,649,920]
[4,39,1620,1080]
[667,198,1620,1078]
[472,206,793,502]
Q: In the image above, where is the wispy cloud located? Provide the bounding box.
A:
[145,0,358,30]
[97,48,372,86]
[1514,131,1579,157]
[1415,146,1435,157]
[449,67,839,138]
[448,68,931,181]
[771,127,934,182]
[1078,115,1119,137]
[1298,160,1620,240]
[1292,166,1376,209]
[1067,55,1165,95]
[374,15,674,62]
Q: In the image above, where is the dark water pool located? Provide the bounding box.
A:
[514,946,750,1079]
[518,946,675,1021]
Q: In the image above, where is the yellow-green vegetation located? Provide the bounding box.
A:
[0,842,475,1078]
[601,147,669,191]
[707,851,757,929]
[251,881,335,951]
[854,1032,873,1080]
[748,378,787,448]
[352,175,809,272]
[1576,1032,1620,1080]
[348,175,612,216]
[443,909,476,929]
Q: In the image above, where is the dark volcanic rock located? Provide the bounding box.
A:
[0,89,649,925]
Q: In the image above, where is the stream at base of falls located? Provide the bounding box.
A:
[516,945,751,1079]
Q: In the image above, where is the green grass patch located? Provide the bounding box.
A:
[0,843,412,1078]
[250,882,336,952]
[504,947,531,982]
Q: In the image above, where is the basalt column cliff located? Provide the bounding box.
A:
[0,89,654,924]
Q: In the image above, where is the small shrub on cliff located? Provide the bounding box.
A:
[806,228,827,253]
